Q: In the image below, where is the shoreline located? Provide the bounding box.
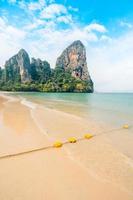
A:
[0,93,133,200]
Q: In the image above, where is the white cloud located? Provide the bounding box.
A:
[0,17,26,41]
[24,19,45,31]
[56,15,72,24]
[100,35,112,42]
[28,0,46,11]
[40,4,67,19]
[120,21,133,29]
[68,6,79,12]
[8,0,16,4]
[18,0,27,10]
[88,31,133,92]
[0,17,27,66]
[85,23,107,33]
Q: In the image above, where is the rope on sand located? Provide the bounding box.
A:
[0,124,131,160]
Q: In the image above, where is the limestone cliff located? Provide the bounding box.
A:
[5,49,31,83]
[56,40,93,83]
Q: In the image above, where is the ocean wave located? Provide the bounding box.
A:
[21,98,37,109]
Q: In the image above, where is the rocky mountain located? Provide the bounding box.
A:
[5,49,31,83]
[0,40,94,92]
[56,40,92,82]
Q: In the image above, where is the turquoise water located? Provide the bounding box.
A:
[11,92,133,127]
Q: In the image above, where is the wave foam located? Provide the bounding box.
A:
[21,98,37,109]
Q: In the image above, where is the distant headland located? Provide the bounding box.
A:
[0,40,93,93]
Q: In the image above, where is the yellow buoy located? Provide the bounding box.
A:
[84,134,93,139]
[68,137,77,143]
[53,141,63,148]
[123,124,129,129]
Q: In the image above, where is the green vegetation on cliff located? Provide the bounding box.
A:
[0,66,93,93]
[0,41,94,93]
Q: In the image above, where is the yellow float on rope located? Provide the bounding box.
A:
[123,124,129,129]
[68,137,77,143]
[84,134,93,139]
[53,141,63,148]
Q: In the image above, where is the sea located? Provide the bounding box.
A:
[10,92,133,128]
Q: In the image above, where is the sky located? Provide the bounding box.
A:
[0,0,133,92]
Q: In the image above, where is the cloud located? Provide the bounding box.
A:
[119,21,133,29]
[88,30,133,92]
[28,0,46,11]
[18,1,72,25]
[68,6,79,12]
[8,0,16,4]
[40,4,67,19]
[0,17,27,66]
[85,23,107,33]
[24,19,45,31]
[18,0,27,10]
[0,17,26,41]
[56,15,72,24]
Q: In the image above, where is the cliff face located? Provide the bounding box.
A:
[56,40,93,82]
[5,49,31,83]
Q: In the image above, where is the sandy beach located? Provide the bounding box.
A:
[0,93,133,200]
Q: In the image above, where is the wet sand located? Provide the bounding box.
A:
[0,93,133,200]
